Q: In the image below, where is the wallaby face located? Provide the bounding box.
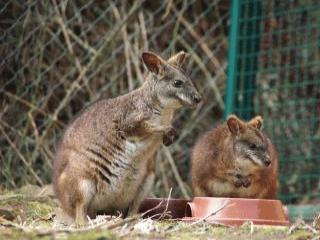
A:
[227,115,271,168]
[142,52,201,109]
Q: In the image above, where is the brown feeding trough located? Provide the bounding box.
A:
[138,198,191,219]
[139,197,289,226]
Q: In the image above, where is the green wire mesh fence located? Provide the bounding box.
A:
[226,0,320,204]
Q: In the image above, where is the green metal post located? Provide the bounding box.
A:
[224,0,241,120]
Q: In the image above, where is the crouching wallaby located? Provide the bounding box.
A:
[191,115,279,199]
[53,51,202,226]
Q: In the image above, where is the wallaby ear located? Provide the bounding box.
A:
[249,115,263,130]
[167,51,190,68]
[227,115,245,135]
[142,52,166,75]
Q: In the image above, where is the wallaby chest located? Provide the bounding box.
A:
[146,108,174,129]
[91,134,161,211]
[88,108,173,211]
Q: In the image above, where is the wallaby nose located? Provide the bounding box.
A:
[264,157,271,166]
[193,95,202,104]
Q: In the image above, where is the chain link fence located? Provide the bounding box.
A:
[0,0,229,197]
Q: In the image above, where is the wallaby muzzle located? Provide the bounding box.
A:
[186,91,202,108]
[263,155,271,167]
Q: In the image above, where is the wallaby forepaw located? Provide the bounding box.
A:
[233,174,251,188]
[242,178,251,188]
[163,128,178,146]
[233,179,243,188]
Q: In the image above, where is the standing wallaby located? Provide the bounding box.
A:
[53,51,202,226]
[191,115,279,199]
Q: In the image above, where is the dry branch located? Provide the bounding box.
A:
[0,126,44,186]
[177,34,225,110]
[162,147,190,199]
[40,0,144,141]
[112,4,134,91]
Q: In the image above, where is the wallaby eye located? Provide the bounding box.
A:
[173,79,184,88]
[249,143,257,149]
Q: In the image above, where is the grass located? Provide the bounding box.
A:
[0,185,319,240]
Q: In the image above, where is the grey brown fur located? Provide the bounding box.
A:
[53,51,201,226]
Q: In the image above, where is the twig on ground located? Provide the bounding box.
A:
[288,219,319,235]
[189,202,232,226]
[0,194,24,202]
[0,213,134,236]
[158,188,172,220]
[167,202,232,233]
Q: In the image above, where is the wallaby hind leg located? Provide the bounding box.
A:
[75,201,88,227]
[75,179,96,227]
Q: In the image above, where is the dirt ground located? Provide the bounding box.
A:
[0,185,319,240]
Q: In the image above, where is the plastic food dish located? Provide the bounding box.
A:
[139,197,289,226]
[183,197,289,226]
